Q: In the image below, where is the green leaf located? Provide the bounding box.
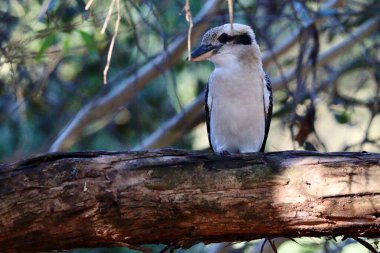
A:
[79,30,97,54]
[36,33,57,62]
[63,37,70,54]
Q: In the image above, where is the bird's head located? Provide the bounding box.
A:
[189,23,257,66]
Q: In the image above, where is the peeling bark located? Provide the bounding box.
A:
[0,150,380,252]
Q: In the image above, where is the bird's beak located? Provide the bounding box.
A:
[188,44,221,62]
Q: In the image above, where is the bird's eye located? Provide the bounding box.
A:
[234,33,252,45]
[218,33,232,44]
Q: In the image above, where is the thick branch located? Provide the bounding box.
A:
[1,150,380,253]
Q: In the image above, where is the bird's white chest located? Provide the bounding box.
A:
[208,66,266,153]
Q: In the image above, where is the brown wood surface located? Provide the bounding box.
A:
[0,150,380,252]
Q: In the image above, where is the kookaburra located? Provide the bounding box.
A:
[189,23,273,153]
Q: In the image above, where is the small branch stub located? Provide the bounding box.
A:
[102,0,121,84]
[184,0,193,61]
[85,0,95,10]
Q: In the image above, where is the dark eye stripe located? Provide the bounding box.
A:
[217,32,252,45]
[218,33,233,43]
[233,33,252,45]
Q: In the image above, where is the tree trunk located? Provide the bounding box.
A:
[0,150,379,252]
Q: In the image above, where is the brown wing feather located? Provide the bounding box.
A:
[205,81,214,151]
[260,74,273,152]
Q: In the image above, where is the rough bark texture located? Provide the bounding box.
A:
[0,150,380,252]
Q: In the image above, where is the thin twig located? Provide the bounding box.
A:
[85,0,95,10]
[268,239,278,253]
[184,0,193,60]
[352,237,378,253]
[260,239,268,253]
[101,0,116,34]
[103,0,121,84]
[228,0,234,34]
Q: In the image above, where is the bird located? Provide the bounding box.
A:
[189,23,272,154]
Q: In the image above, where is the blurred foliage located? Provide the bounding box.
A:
[1,0,380,252]
[0,0,208,160]
[1,0,380,161]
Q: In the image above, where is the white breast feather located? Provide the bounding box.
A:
[208,63,266,153]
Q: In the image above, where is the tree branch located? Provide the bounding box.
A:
[136,95,204,150]
[49,0,224,152]
[1,150,380,253]
[270,16,380,89]
[261,0,344,66]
